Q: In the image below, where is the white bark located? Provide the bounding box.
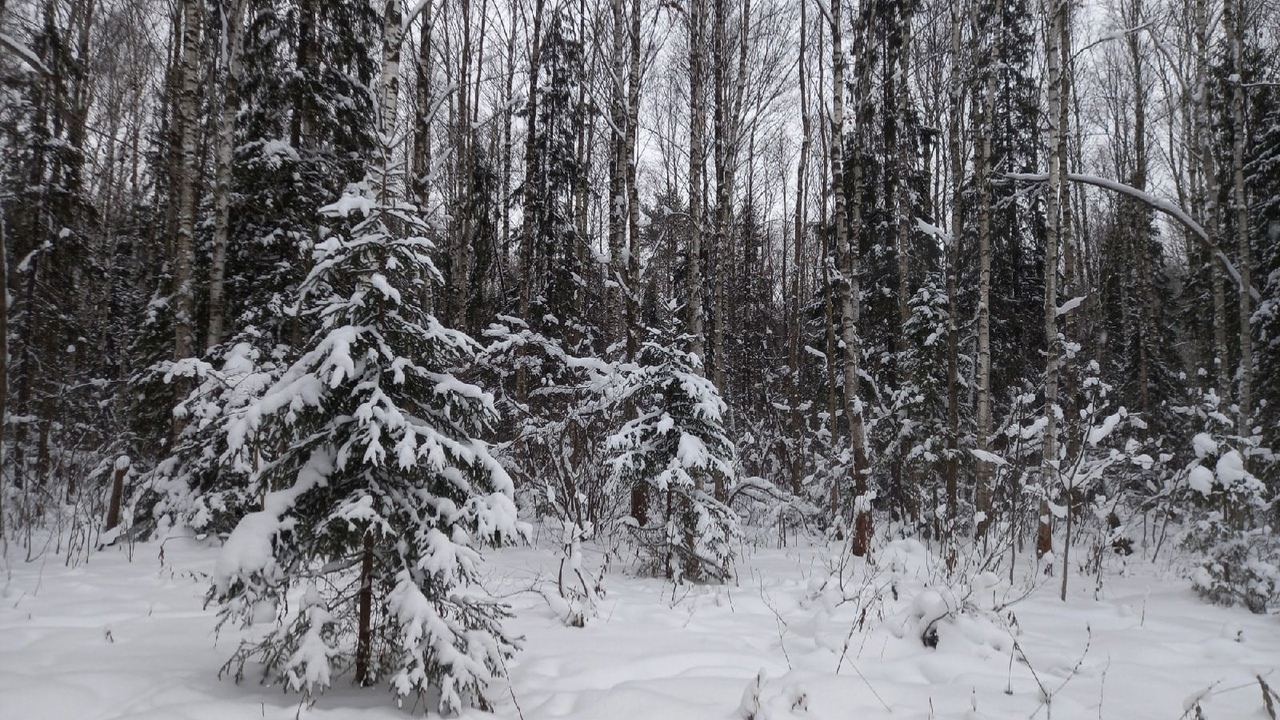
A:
[688,0,707,368]
[1226,0,1253,428]
[206,0,249,352]
[609,0,627,346]
[173,0,203,366]
[974,0,1001,539]
[1041,0,1067,562]
[625,0,642,359]
[378,0,405,202]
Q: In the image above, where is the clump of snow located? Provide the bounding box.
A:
[1214,450,1247,488]
[213,510,285,596]
[284,604,337,693]
[1087,409,1124,446]
[320,191,376,218]
[1192,432,1218,459]
[213,449,334,596]
[1187,465,1216,496]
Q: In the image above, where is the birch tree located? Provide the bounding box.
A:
[206,0,249,352]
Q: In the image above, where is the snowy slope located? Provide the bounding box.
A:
[1,533,1276,720]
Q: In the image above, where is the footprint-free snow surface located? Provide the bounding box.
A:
[2,533,1276,719]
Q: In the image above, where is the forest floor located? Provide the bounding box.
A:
[1,528,1277,720]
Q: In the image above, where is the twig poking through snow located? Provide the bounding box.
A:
[499,653,527,720]
[1179,680,1223,720]
[835,653,892,713]
[757,579,793,671]
[1257,674,1278,720]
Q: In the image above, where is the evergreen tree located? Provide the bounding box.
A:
[522,5,600,350]
[211,164,521,711]
[1245,54,1280,500]
[1095,203,1182,441]
[884,276,962,530]
[957,0,1044,399]
[0,1,110,503]
[608,325,739,582]
[226,0,378,349]
[141,0,382,532]
[974,0,1045,399]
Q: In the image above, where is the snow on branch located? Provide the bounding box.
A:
[1006,172,1260,302]
[1056,295,1086,317]
[0,33,53,76]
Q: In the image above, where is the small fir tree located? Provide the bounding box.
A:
[1180,390,1278,613]
[884,276,958,531]
[209,167,522,712]
[608,327,739,582]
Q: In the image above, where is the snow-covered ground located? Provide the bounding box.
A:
[2,531,1276,720]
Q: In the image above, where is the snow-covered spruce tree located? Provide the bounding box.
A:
[209,164,522,711]
[1180,390,1278,613]
[883,276,960,534]
[608,328,739,583]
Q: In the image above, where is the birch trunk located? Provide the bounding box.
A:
[625,1,644,525]
[572,0,593,258]
[172,0,203,440]
[1039,0,1067,564]
[0,216,7,547]
[609,0,627,346]
[890,0,916,524]
[1226,0,1252,430]
[516,0,546,405]
[829,0,847,516]
[1194,0,1229,396]
[519,0,546,328]
[625,0,642,360]
[378,0,402,188]
[206,0,248,352]
[412,3,434,209]
[831,0,871,555]
[711,0,728,391]
[1057,3,1076,597]
[944,2,964,545]
[790,0,811,496]
[412,2,436,313]
[624,0,644,523]
[1127,0,1153,418]
[687,0,707,367]
[501,17,514,262]
[974,0,1000,541]
[452,0,473,328]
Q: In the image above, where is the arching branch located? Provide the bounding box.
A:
[1007,171,1260,301]
[0,32,53,76]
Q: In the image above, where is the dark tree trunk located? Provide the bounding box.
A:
[355,531,376,685]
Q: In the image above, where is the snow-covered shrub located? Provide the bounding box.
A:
[1179,392,1278,613]
[480,317,615,625]
[1187,523,1280,613]
[209,174,523,713]
[608,334,740,582]
[481,316,622,532]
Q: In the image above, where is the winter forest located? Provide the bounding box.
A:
[1,0,1279,717]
